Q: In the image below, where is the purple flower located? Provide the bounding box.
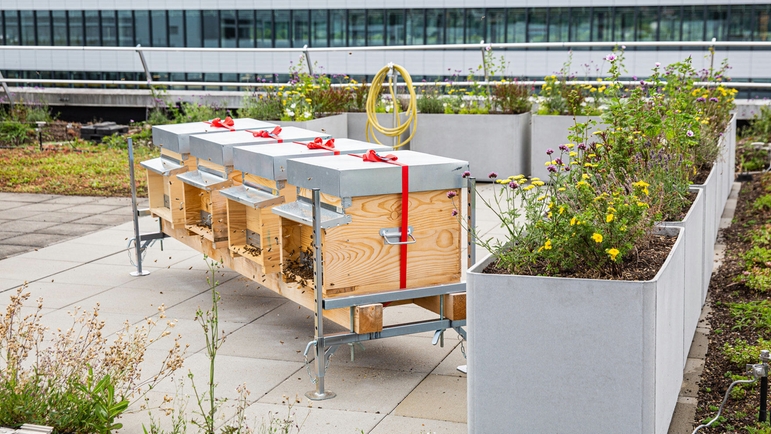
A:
[130,119,135,123]
[508,181,519,189]
[462,170,471,178]
[686,130,694,137]
[578,143,586,150]
[452,209,458,217]
[655,62,661,67]
[447,191,457,199]
[709,97,719,102]
[546,148,554,155]
[547,165,557,173]
[696,97,706,102]
[488,172,498,179]
[632,76,637,81]
[559,144,569,151]
[555,158,563,166]
[564,166,571,172]
[605,53,617,62]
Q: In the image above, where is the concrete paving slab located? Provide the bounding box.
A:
[168,292,287,325]
[332,335,458,374]
[370,415,467,434]
[70,214,135,226]
[0,220,58,233]
[45,196,100,205]
[93,247,199,268]
[0,231,22,241]
[207,276,285,299]
[383,304,460,340]
[217,321,318,363]
[0,256,81,281]
[63,204,125,214]
[146,317,252,354]
[2,233,71,248]
[46,262,147,288]
[11,203,74,213]
[5,210,45,220]
[93,197,142,207]
[118,265,232,291]
[0,278,26,292]
[4,201,31,211]
[12,280,112,309]
[431,344,468,378]
[394,374,467,424]
[259,365,427,414]
[37,222,110,237]
[0,192,56,203]
[40,308,151,338]
[79,285,208,317]
[0,245,32,260]
[153,352,304,400]
[18,241,126,263]
[24,212,94,223]
[241,402,384,434]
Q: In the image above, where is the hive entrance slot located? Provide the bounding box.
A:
[200,210,212,228]
[163,194,170,209]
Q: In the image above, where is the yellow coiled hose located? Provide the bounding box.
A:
[364,63,418,149]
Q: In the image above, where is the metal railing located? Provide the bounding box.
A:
[2,40,771,97]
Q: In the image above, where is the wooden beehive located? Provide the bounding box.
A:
[274,151,469,297]
[221,139,389,273]
[142,118,275,228]
[178,127,330,247]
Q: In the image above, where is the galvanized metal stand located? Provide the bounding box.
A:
[127,136,167,276]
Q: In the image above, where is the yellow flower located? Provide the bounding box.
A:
[606,248,620,261]
[597,78,603,82]
[591,233,603,243]
[619,225,627,232]
[576,181,589,188]
[548,202,555,209]
[547,211,553,218]
[637,201,649,208]
[582,174,590,180]
[522,185,535,191]
[532,181,545,187]
[567,143,575,149]
[606,214,614,223]
[558,206,566,214]
[632,180,650,196]
[537,195,546,201]
[584,163,594,168]
[531,177,541,182]
[305,98,312,103]
[590,88,597,93]
[570,217,579,226]
[543,239,552,250]
[558,187,566,192]
[569,151,577,157]
[607,207,617,213]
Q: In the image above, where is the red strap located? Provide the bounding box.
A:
[205,116,235,131]
[354,150,409,289]
[247,126,283,142]
[296,138,339,155]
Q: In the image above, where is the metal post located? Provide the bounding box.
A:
[135,45,152,84]
[480,40,492,108]
[0,71,13,107]
[306,188,335,400]
[761,376,768,422]
[709,38,716,77]
[128,137,150,277]
[303,45,314,76]
[467,176,477,268]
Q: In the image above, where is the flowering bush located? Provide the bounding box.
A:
[536,54,607,116]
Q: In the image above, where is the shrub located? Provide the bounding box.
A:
[238,89,284,121]
[491,80,532,114]
[743,105,771,142]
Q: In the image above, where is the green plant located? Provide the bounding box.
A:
[0,121,33,147]
[743,106,771,142]
[172,101,228,124]
[738,143,769,172]
[730,300,771,333]
[754,194,771,212]
[148,108,174,125]
[723,338,771,367]
[491,80,532,115]
[536,53,605,116]
[238,89,284,121]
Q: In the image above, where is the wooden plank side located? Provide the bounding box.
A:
[298,188,342,207]
[183,183,203,227]
[146,170,164,210]
[354,304,383,333]
[210,190,230,242]
[168,173,187,227]
[244,174,279,194]
[321,189,461,295]
[414,293,467,321]
[226,200,247,249]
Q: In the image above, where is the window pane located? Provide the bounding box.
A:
[426,9,443,44]
[311,10,327,47]
[203,10,219,47]
[84,11,100,45]
[221,10,236,47]
[527,8,547,43]
[21,11,34,45]
[204,72,220,91]
[368,9,384,46]
[135,11,150,46]
[466,8,484,44]
[52,11,67,45]
[507,9,526,43]
[168,10,184,47]
[446,9,463,44]
[613,7,635,41]
[728,5,754,41]
[387,9,404,46]
[706,6,727,41]
[636,6,658,41]
[238,10,254,48]
[291,9,308,47]
[36,11,51,45]
[185,10,201,47]
[256,10,273,47]
[5,11,20,45]
[187,72,203,90]
[329,10,345,46]
[593,7,612,42]
[406,9,424,45]
[548,8,568,42]
[759,6,771,42]
[682,6,704,41]
[569,7,591,42]
[151,10,167,46]
[349,9,365,46]
[487,9,505,44]
[102,11,117,46]
[118,10,133,46]
[274,10,290,48]
[659,6,680,41]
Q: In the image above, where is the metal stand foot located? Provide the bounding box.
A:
[305,390,337,401]
[457,365,467,374]
[130,270,151,277]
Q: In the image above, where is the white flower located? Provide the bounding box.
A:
[686,130,694,137]
[605,53,617,62]
[285,109,294,117]
[303,111,311,118]
[290,103,297,109]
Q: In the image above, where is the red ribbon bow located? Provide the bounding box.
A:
[303,137,339,155]
[207,116,235,131]
[361,149,399,163]
[248,126,283,142]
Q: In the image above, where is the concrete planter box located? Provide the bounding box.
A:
[345,112,410,146]
[662,188,705,367]
[530,115,604,180]
[691,164,718,305]
[278,113,348,138]
[467,226,684,434]
[409,113,531,181]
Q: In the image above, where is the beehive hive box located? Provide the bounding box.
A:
[143,118,275,228]
[274,150,468,296]
[221,139,389,273]
[178,126,329,246]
